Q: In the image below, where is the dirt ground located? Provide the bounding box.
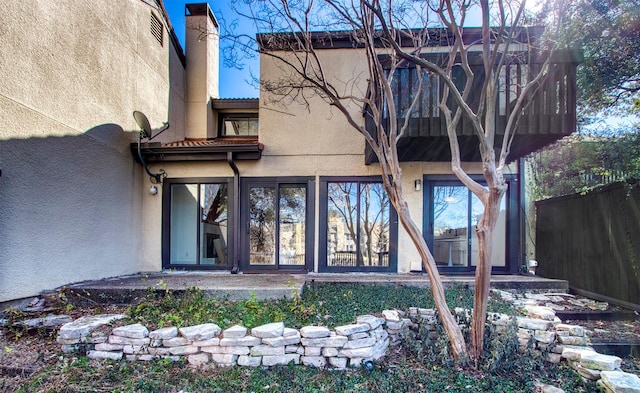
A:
[568,319,640,341]
[1,304,129,378]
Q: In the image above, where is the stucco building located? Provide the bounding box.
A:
[0,1,579,303]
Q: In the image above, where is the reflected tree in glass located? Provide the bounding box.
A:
[359,183,390,266]
[200,184,229,265]
[202,184,227,224]
[327,182,358,266]
[327,181,389,267]
[249,187,276,265]
[279,186,306,265]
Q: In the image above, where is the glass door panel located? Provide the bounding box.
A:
[244,180,311,271]
[433,186,469,266]
[200,184,229,266]
[470,193,507,267]
[327,182,358,267]
[278,186,306,265]
[359,183,390,267]
[167,182,231,268]
[170,184,198,265]
[326,181,391,268]
[430,182,509,270]
[249,186,277,266]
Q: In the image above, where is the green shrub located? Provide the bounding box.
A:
[125,283,514,330]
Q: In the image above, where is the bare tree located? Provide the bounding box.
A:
[382,0,553,360]
[226,0,557,361]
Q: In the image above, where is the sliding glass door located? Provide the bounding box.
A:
[163,179,233,269]
[320,177,397,272]
[242,178,314,271]
[426,177,516,273]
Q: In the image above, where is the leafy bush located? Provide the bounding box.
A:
[401,308,595,392]
[529,132,640,199]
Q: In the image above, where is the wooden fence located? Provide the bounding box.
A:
[536,181,640,306]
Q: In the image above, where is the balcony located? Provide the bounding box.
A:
[365,50,582,164]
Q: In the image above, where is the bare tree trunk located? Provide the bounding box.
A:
[242,0,551,362]
[470,179,505,360]
[388,184,467,361]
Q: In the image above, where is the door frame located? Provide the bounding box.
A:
[423,174,520,274]
[162,177,235,270]
[240,177,315,273]
[318,176,398,273]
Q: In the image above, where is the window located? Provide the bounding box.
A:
[248,184,307,267]
[430,185,506,268]
[220,114,258,137]
[241,178,314,271]
[320,178,397,272]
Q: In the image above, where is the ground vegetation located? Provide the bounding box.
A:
[1,284,609,392]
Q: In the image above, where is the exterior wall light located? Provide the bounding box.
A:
[149,185,158,195]
[414,179,422,191]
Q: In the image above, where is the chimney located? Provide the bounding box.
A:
[185,3,219,139]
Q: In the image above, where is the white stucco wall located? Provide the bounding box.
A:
[0,0,186,302]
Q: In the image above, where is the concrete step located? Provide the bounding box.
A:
[53,272,569,304]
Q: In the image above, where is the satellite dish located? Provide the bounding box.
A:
[133,110,169,184]
[133,111,169,140]
[133,111,152,139]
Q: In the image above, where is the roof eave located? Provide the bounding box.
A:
[131,142,264,163]
[211,98,260,110]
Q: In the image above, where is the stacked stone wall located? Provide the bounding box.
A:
[55,304,640,391]
[57,315,389,369]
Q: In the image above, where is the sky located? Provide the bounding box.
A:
[161,1,515,100]
[162,1,638,132]
[164,1,260,98]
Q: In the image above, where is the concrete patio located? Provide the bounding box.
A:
[59,271,569,304]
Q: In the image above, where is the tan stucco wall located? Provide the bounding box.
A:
[0,0,186,302]
[145,154,496,274]
[185,10,219,140]
[139,46,517,274]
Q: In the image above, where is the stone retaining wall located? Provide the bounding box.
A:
[54,306,592,369]
[56,305,640,391]
[57,314,390,369]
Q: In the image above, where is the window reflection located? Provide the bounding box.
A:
[279,187,306,265]
[327,181,390,267]
[249,187,276,265]
[200,184,228,265]
[221,115,259,136]
[470,193,506,267]
[432,185,506,268]
[169,183,229,267]
[433,186,468,266]
[249,184,307,267]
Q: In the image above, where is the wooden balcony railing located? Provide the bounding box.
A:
[366,50,582,163]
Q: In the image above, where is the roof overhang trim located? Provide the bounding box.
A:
[131,141,264,163]
[211,98,259,110]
